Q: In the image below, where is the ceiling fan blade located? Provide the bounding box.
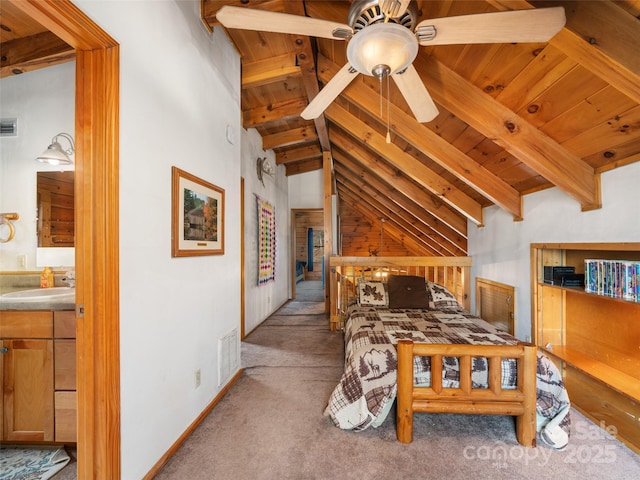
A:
[216,6,353,40]
[380,0,412,19]
[416,7,565,46]
[301,63,359,120]
[392,65,439,123]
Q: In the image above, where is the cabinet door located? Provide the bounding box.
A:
[2,339,54,441]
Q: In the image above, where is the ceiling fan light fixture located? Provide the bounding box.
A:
[347,23,418,77]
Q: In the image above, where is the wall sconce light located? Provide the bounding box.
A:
[256,156,274,187]
[36,132,75,166]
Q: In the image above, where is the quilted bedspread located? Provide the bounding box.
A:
[324,306,571,444]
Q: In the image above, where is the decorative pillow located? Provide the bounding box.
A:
[427,281,462,310]
[357,281,388,306]
[387,275,431,309]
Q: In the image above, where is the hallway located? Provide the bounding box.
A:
[294,279,324,302]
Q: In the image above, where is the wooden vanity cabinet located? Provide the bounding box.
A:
[0,311,54,441]
[0,309,76,443]
[53,310,77,442]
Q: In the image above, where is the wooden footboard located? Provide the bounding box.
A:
[396,340,537,447]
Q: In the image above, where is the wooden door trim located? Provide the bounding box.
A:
[290,208,323,300]
[9,1,121,478]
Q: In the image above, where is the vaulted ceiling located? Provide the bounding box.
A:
[202,0,640,256]
[3,1,639,257]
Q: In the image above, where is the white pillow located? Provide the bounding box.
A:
[357,281,388,307]
[427,281,462,310]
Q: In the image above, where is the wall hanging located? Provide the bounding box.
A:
[257,195,276,285]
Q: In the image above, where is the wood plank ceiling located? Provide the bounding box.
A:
[3,1,639,257]
[202,0,640,257]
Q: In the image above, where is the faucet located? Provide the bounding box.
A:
[62,270,76,288]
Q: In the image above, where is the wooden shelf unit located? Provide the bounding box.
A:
[531,242,640,455]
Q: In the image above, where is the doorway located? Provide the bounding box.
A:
[12,1,121,478]
[290,208,323,300]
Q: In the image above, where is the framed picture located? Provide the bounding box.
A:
[172,166,224,257]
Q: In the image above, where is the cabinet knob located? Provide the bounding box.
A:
[0,346,8,354]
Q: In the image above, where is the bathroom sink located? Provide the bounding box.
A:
[0,287,75,302]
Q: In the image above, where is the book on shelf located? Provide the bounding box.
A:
[584,259,638,301]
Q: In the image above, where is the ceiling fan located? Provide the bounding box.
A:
[217,0,565,124]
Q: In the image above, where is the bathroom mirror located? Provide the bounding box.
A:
[37,171,74,247]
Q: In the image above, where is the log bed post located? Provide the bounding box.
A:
[516,343,537,447]
[397,339,414,444]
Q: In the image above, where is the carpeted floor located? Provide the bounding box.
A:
[156,284,640,480]
[294,280,325,302]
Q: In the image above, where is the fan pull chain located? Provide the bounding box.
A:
[379,74,383,120]
[386,73,391,144]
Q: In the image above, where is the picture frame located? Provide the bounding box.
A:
[172,166,224,257]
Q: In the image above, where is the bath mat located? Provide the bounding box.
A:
[0,446,70,480]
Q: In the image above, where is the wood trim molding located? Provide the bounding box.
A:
[323,151,333,311]
[8,1,121,478]
[142,370,244,479]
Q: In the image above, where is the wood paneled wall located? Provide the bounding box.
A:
[339,205,414,257]
[37,171,74,247]
[294,210,323,280]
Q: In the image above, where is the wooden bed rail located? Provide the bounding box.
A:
[396,340,537,447]
[329,256,472,331]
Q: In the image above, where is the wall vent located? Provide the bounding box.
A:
[0,118,18,137]
[218,328,239,387]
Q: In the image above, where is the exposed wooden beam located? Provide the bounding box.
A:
[262,126,318,150]
[317,54,523,219]
[486,0,640,104]
[325,102,484,225]
[0,31,75,78]
[283,0,332,152]
[335,164,466,256]
[285,158,323,175]
[412,53,600,210]
[276,143,322,164]
[333,150,467,255]
[530,1,640,105]
[202,0,285,27]
[241,53,300,89]
[337,186,438,256]
[330,128,468,237]
[242,96,307,128]
[337,175,442,256]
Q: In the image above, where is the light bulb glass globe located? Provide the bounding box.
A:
[35,142,73,165]
[347,23,418,77]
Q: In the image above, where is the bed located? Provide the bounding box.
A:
[295,260,306,283]
[326,256,571,449]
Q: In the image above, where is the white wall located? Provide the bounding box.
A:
[469,162,640,341]
[242,128,290,334]
[71,1,242,477]
[0,62,75,270]
[0,2,293,476]
[288,169,324,208]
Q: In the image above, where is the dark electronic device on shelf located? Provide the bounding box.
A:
[543,266,584,287]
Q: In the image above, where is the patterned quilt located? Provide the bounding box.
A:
[324,306,571,446]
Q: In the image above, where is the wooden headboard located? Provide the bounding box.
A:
[328,256,472,331]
